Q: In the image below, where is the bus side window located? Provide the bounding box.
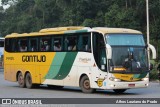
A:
[83,35,91,52]
[29,38,38,51]
[19,39,28,52]
[53,37,62,51]
[12,39,19,52]
[40,37,51,51]
[64,35,77,51]
[78,33,91,52]
[5,38,24,52]
[5,38,10,52]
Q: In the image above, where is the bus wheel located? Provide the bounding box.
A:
[80,75,95,93]
[113,89,126,94]
[17,72,25,88]
[25,73,34,89]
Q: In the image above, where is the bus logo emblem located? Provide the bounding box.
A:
[95,78,105,87]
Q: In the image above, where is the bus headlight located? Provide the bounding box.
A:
[142,78,149,81]
[109,77,115,81]
[109,77,121,82]
[114,79,121,82]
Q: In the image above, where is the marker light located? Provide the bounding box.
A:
[109,77,121,82]
[142,78,149,81]
[114,79,121,82]
[109,77,115,81]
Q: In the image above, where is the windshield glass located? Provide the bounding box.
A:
[106,34,148,73]
[106,34,145,46]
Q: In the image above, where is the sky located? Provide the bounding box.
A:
[0,0,2,6]
[0,0,10,9]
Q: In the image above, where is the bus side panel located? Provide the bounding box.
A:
[4,52,56,84]
[4,65,9,81]
[63,66,78,86]
[4,52,17,82]
[35,65,41,84]
[14,65,37,83]
[42,52,75,86]
[4,65,17,82]
[69,52,97,87]
[38,52,57,84]
[73,52,108,89]
[39,65,57,84]
[28,52,56,84]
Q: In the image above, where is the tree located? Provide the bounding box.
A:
[0,0,159,60]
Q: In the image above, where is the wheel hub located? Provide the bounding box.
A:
[84,80,90,89]
[18,75,23,85]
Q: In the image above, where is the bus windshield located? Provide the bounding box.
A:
[106,34,148,74]
[106,34,145,46]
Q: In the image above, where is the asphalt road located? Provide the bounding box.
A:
[0,69,160,107]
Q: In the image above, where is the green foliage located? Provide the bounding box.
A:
[150,60,159,80]
[0,0,160,79]
[150,69,159,80]
[0,0,160,59]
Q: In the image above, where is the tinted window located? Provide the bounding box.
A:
[106,34,145,46]
[5,33,91,53]
[40,37,51,51]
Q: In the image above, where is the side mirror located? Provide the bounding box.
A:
[149,44,156,59]
[106,44,112,59]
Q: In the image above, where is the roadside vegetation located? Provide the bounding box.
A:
[0,0,160,80]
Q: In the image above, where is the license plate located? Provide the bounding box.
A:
[128,84,135,87]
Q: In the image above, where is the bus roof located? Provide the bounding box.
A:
[92,27,142,34]
[39,26,85,33]
[5,26,90,38]
[5,27,142,38]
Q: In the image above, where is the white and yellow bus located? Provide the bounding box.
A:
[4,27,156,93]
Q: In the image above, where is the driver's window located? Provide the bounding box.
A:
[93,32,107,71]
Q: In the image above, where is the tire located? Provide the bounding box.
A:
[25,73,34,89]
[17,72,26,88]
[113,89,127,94]
[80,75,95,93]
